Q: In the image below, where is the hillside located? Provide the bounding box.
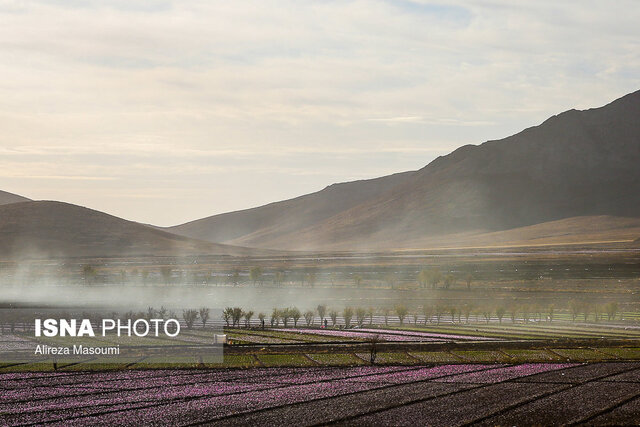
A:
[169,90,640,251]
[0,190,31,206]
[0,201,269,259]
[167,171,414,244]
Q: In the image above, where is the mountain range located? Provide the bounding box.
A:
[166,90,640,250]
[1,90,639,256]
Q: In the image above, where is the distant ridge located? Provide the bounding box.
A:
[169,90,640,250]
[0,190,31,206]
[0,201,271,259]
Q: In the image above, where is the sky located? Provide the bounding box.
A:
[1,0,639,226]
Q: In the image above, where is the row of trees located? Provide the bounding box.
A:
[221,300,622,329]
[80,264,479,290]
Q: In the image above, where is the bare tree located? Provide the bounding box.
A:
[605,302,619,321]
[395,304,408,325]
[271,308,281,327]
[369,334,382,365]
[356,307,366,327]
[465,273,473,290]
[343,307,354,328]
[304,310,315,326]
[423,304,434,324]
[443,274,456,289]
[367,307,375,325]
[183,309,198,330]
[329,310,338,326]
[231,307,243,327]
[223,307,233,327]
[496,306,506,324]
[317,305,327,325]
[250,266,263,285]
[243,310,254,328]
[199,308,210,328]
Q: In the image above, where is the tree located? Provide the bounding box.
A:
[306,270,317,288]
[427,269,442,289]
[258,312,266,328]
[443,274,456,289]
[569,300,580,322]
[605,302,619,321]
[199,308,210,328]
[435,304,445,325]
[356,307,366,327]
[417,269,429,288]
[231,307,243,327]
[317,305,327,324]
[582,302,592,322]
[509,305,519,323]
[548,304,555,322]
[382,307,391,326]
[449,306,457,324]
[244,310,254,327]
[496,306,506,324]
[290,307,301,327]
[369,334,382,365]
[183,309,198,330]
[223,307,233,327]
[329,310,338,326]
[271,308,281,327]
[273,271,284,287]
[343,307,354,328]
[231,269,240,286]
[463,304,474,324]
[250,266,263,285]
[304,310,315,326]
[482,307,492,324]
[423,304,434,324]
[465,273,473,290]
[280,308,292,328]
[384,273,398,289]
[367,307,375,325]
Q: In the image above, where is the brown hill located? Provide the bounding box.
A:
[167,171,414,244]
[0,201,269,259]
[169,89,640,251]
[0,190,31,206]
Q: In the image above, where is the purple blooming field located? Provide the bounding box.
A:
[3,362,640,425]
[272,327,496,342]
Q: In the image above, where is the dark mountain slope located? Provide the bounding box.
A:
[0,201,268,258]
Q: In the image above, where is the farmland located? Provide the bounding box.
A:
[2,244,640,424]
[2,362,640,425]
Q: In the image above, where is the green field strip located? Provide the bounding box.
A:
[502,349,562,362]
[306,353,366,366]
[408,351,464,363]
[593,347,640,360]
[256,353,317,367]
[354,351,418,365]
[552,348,619,361]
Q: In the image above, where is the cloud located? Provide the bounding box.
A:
[0,0,638,224]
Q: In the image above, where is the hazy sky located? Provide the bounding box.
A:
[1,0,639,226]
